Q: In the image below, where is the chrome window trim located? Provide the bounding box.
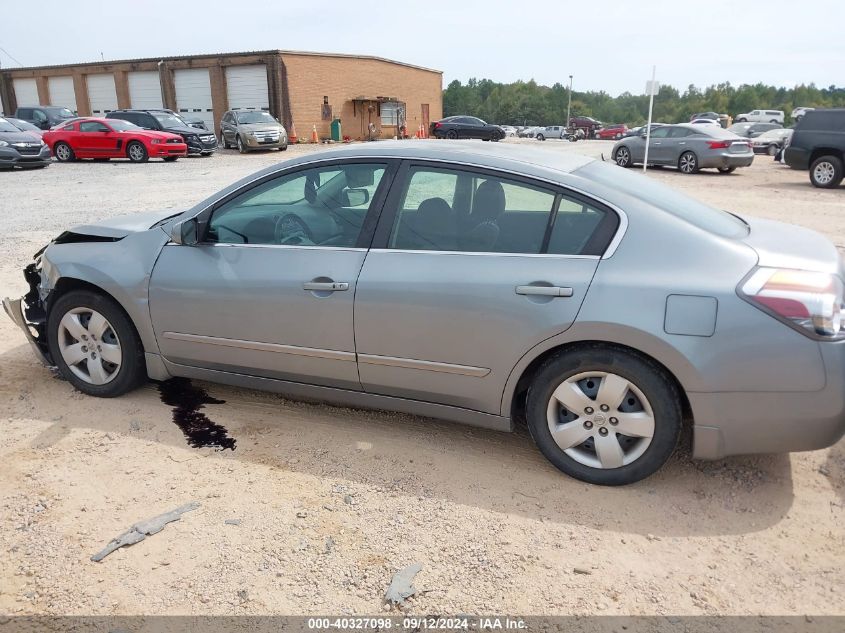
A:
[185,243,367,253]
[188,154,629,259]
[369,248,599,260]
[162,332,356,362]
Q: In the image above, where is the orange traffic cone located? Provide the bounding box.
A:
[288,122,298,144]
[311,124,319,143]
[421,124,427,139]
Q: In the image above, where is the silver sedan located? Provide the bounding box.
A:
[612,123,754,173]
[4,142,844,485]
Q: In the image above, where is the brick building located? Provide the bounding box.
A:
[0,50,442,140]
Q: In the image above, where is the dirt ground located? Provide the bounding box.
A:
[0,139,843,617]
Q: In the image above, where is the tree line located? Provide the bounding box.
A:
[442,78,845,126]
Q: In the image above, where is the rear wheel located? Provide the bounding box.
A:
[615,133,623,140]
[54,142,75,162]
[614,146,632,167]
[767,145,779,156]
[446,130,458,140]
[47,290,146,397]
[678,151,699,174]
[536,134,545,141]
[736,118,747,123]
[810,155,844,188]
[126,141,148,163]
[526,346,681,485]
[770,119,778,123]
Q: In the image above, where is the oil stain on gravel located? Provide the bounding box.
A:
[157,378,236,450]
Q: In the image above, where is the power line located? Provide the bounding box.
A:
[0,46,24,67]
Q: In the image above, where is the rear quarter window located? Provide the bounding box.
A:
[799,111,845,132]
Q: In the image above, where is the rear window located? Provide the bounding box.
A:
[798,110,845,132]
[577,161,749,239]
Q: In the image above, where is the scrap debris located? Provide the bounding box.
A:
[90,502,200,562]
[384,562,423,605]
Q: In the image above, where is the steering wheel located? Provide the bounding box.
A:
[274,214,316,246]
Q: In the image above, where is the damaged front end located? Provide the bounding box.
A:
[2,251,52,366]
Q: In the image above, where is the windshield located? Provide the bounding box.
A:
[153,112,187,128]
[48,108,75,119]
[236,111,276,124]
[0,118,20,132]
[578,160,749,239]
[758,129,785,139]
[728,124,751,134]
[108,119,140,131]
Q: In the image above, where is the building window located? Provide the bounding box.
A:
[380,101,403,127]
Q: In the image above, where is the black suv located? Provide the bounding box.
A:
[105,109,217,156]
[14,105,76,130]
[785,109,845,188]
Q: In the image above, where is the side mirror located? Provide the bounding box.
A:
[171,218,198,246]
[342,188,370,207]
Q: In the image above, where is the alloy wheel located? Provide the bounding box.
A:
[679,152,697,173]
[813,161,836,185]
[128,144,145,161]
[57,307,122,385]
[546,371,655,469]
[615,147,630,167]
[55,144,71,161]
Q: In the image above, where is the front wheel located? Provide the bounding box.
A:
[47,290,146,397]
[678,151,699,174]
[54,142,75,162]
[126,141,149,163]
[767,145,779,156]
[717,166,736,174]
[810,155,844,188]
[236,135,248,153]
[525,346,681,485]
[163,156,179,162]
[614,146,632,167]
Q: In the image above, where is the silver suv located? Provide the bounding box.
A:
[220,110,288,153]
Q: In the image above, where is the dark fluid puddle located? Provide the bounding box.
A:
[157,378,236,451]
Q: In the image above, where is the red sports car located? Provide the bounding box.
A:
[42,117,187,163]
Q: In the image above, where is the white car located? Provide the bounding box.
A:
[791,107,814,120]
[690,119,721,126]
[735,109,784,124]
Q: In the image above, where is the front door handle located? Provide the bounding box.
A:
[516,285,573,297]
[303,281,349,292]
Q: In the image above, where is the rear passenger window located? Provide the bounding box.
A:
[389,167,556,254]
[547,197,611,256]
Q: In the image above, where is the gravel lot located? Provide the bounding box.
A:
[1,140,843,617]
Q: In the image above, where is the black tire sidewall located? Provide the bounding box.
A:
[810,155,844,189]
[47,290,145,397]
[127,141,148,163]
[525,347,681,486]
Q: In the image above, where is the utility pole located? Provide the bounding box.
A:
[643,66,658,174]
[566,74,573,127]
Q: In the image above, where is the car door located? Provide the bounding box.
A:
[354,161,618,414]
[220,112,233,144]
[646,126,673,163]
[77,120,117,156]
[463,117,484,139]
[665,126,696,163]
[149,160,396,390]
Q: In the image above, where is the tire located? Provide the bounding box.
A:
[237,135,248,153]
[717,166,736,174]
[614,145,632,167]
[525,345,682,485]
[47,290,146,398]
[54,142,75,162]
[736,118,746,123]
[446,130,458,140]
[809,155,844,189]
[126,141,149,163]
[279,143,288,151]
[767,145,778,156]
[163,156,178,162]
[770,119,778,124]
[536,134,545,141]
[615,133,623,140]
[678,151,699,174]
[220,133,229,149]
[491,133,501,142]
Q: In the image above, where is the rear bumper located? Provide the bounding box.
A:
[700,152,754,168]
[784,146,809,170]
[2,296,51,366]
[690,342,845,459]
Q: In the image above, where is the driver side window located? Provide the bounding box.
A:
[206,163,387,247]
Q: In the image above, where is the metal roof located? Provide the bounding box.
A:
[3,49,442,75]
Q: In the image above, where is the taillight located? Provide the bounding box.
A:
[740,268,845,339]
[707,140,731,149]
[434,122,442,129]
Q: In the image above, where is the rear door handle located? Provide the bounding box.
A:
[516,285,573,297]
[303,282,349,292]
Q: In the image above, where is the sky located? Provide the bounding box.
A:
[1,0,843,96]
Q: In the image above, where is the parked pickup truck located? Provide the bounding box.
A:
[535,125,576,141]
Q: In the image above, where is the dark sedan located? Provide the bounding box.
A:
[430,116,505,141]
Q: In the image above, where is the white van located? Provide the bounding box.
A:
[735,109,784,124]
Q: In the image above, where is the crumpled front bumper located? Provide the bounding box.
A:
[2,296,51,366]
